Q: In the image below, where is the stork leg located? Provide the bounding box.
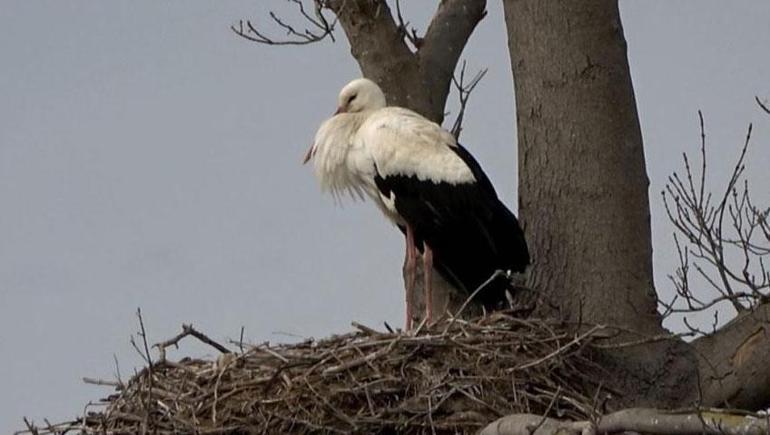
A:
[423,243,434,324]
[404,224,418,330]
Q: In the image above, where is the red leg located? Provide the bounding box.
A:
[404,225,418,330]
[423,243,434,324]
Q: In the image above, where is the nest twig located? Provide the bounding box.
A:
[17,312,606,434]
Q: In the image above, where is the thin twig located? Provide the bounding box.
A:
[154,324,231,360]
[449,61,488,139]
[756,96,770,115]
[232,1,336,46]
[444,269,505,334]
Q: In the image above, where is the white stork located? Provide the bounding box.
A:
[304,78,529,329]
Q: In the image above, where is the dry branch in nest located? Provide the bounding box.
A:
[18,313,607,434]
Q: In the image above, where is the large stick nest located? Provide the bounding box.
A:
[22,313,608,434]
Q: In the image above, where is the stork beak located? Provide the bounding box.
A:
[334,106,344,115]
[302,144,315,164]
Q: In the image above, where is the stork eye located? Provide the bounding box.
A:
[347,94,357,103]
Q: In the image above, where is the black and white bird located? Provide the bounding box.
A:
[304,78,529,328]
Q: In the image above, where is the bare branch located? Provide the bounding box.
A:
[134,308,155,432]
[232,1,336,46]
[393,0,423,50]
[419,0,487,122]
[82,377,123,388]
[663,113,768,325]
[756,96,770,115]
[449,61,488,139]
[153,323,231,361]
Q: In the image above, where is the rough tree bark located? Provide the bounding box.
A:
[503,0,659,335]
[481,408,770,435]
[501,0,698,408]
[694,304,770,409]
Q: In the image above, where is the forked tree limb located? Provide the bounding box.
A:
[418,0,487,121]
[480,408,769,435]
[694,302,770,409]
[326,0,486,123]
[325,0,423,111]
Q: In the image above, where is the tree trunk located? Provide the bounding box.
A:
[501,0,702,408]
[502,0,661,336]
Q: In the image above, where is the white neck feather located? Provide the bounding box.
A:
[312,112,369,199]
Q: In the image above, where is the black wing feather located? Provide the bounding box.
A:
[374,143,529,308]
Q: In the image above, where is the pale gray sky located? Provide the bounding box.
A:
[1,1,768,431]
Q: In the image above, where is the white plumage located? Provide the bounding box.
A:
[304,78,529,329]
[306,79,474,221]
[361,108,476,185]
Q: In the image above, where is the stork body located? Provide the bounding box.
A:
[305,78,529,328]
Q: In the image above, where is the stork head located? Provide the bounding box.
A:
[335,78,386,114]
[303,78,387,164]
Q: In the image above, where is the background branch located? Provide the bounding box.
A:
[660,110,770,409]
[756,96,770,115]
[393,0,423,50]
[662,112,769,336]
[450,61,488,139]
[418,0,487,122]
[232,0,336,46]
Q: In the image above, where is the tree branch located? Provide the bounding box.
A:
[662,114,769,332]
[393,0,423,50]
[153,323,231,361]
[232,1,336,46]
[419,0,487,122]
[694,302,770,409]
[325,0,431,115]
[481,408,769,435]
[756,96,770,115]
[449,61,488,138]
[325,0,486,124]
